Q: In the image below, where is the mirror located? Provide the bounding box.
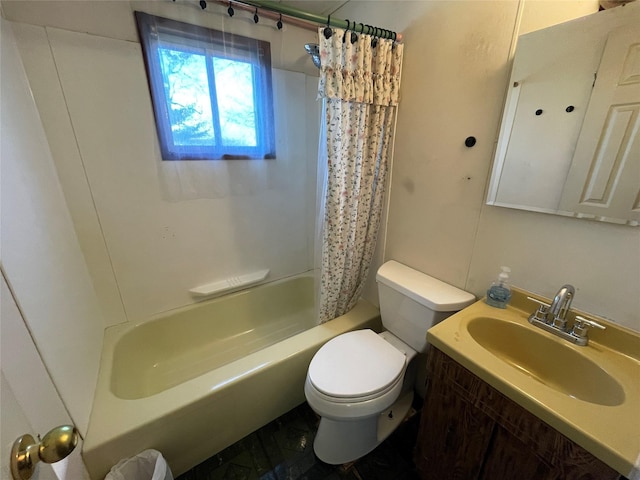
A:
[487,2,640,226]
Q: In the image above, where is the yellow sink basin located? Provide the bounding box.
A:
[467,317,625,406]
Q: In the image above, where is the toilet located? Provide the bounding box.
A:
[304,260,475,464]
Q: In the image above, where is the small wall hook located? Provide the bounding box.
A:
[277,13,283,30]
[253,8,259,23]
[465,136,477,148]
[227,1,234,16]
[199,0,207,9]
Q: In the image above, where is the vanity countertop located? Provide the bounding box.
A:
[427,288,640,478]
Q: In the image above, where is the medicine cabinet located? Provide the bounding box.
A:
[487,3,640,226]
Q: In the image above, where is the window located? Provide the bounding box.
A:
[135,12,275,160]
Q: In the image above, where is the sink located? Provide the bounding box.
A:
[427,291,640,475]
[467,317,625,406]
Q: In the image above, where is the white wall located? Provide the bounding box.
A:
[8,0,320,323]
[0,18,104,435]
[467,207,640,328]
[518,0,599,35]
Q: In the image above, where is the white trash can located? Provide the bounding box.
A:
[104,449,173,480]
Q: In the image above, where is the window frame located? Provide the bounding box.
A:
[135,11,276,160]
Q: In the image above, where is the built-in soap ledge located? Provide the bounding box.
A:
[189,269,270,298]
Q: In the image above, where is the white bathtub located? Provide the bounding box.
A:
[83,275,381,479]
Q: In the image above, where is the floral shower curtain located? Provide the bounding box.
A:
[317,27,403,324]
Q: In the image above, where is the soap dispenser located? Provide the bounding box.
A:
[486,266,512,309]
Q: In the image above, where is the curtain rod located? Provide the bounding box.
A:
[209,0,402,41]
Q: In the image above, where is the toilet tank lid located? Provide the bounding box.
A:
[376,261,476,312]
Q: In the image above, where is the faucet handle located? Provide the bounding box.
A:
[527,297,550,322]
[571,315,606,343]
[527,297,550,308]
[574,315,606,330]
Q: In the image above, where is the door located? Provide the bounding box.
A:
[559,25,640,224]
[1,275,90,480]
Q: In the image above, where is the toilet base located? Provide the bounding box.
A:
[312,390,414,465]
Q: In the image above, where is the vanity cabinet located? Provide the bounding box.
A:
[414,347,623,480]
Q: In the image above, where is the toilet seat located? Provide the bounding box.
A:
[307,330,406,401]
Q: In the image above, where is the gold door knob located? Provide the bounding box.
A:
[10,425,79,480]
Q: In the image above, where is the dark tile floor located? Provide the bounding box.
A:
[176,401,422,480]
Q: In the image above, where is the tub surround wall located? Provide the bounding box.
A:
[8,0,320,325]
[0,18,104,435]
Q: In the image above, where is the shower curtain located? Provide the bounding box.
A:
[317,28,403,324]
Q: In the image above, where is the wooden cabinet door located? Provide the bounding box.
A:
[415,390,493,480]
[481,423,621,480]
[480,425,554,480]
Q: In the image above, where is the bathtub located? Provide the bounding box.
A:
[82,274,381,479]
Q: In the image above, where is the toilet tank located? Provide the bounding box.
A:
[376,261,475,352]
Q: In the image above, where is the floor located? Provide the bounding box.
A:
[176,401,422,480]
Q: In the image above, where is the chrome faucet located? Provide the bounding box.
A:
[527,284,605,346]
[547,284,575,330]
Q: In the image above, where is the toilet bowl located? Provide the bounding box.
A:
[305,261,475,464]
[305,330,414,418]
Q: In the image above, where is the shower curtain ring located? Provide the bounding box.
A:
[323,15,332,39]
[342,19,349,43]
[350,25,358,43]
